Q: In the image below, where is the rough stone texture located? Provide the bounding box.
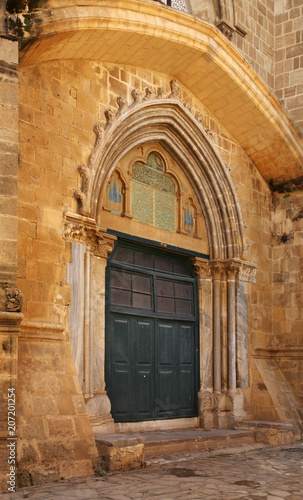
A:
[0,0,302,492]
[0,30,20,492]
[96,440,145,472]
[17,334,98,487]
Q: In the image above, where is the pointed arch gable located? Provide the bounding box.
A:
[85,100,244,260]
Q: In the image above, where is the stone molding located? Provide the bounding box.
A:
[74,80,207,217]
[71,98,244,260]
[192,258,256,283]
[0,311,23,332]
[19,320,66,342]
[254,347,303,360]
[63,212,116,258]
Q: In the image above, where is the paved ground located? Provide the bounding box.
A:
[1,443,303,499]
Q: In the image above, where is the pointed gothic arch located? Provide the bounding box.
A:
[66,96,257,431]
[83,99,245,261]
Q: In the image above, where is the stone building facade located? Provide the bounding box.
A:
[0,0,302,490]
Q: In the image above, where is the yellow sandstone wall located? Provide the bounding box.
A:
[17,58,279,445]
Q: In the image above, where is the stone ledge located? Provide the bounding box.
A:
[235,420,295,446]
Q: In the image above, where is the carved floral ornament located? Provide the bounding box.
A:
[63,215,116,258]
[4,287,23,313]
[191,258,256,283]
[73,80,210,218]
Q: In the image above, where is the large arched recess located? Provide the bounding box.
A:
[89,99,245,260]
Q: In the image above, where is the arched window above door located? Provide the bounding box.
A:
[100,144,208,255]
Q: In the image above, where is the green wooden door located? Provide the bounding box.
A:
[106,243,199,422]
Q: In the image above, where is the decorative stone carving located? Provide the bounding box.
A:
[169,79,180,99]
[183,101,192,112]
[226,259,241,279]
[157,87,166,99]
[5,287,23,313]
[63,222,86,243]
[143,86,155,100]
[74,190,90,217]
[116,96,128,117]
[93,236,116,258]
[191,257,211,279]
[199,391,214,410]
[104,108,115,128]
[63,215,116,259]
[131,88,142,104]
[239,262,257,283]
[93,123,104,141]
[195,112,203,124]
[209,260,226,279]
[78,164,90,195]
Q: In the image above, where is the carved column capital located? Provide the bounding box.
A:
[209,259,227,279]
[191,257,211,279]
[63,212,116,258]
[92,234,116,259]
[226,259,242,279]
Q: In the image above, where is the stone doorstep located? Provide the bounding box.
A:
[94,428,256,470]
[94,422,296,471]
[143,429,255,457]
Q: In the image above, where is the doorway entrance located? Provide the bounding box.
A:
[105,242,199,422]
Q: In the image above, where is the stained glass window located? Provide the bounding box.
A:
[107,171,123,215]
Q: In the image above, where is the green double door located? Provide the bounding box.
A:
[106,243,199,422]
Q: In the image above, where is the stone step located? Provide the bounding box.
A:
[95,428,256,471]
[94,422,295,471]
[143,428,255,457]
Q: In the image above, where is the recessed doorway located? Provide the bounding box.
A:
[105,242,199,422]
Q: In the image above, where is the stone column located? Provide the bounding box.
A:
[85,232,116,432]
[226,260,241,391]
[192,258,214,429]
[64,214,116,432]
[210,261,225,394]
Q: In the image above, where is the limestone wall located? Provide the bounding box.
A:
[274,0,303,131]
[232,0,303,133]
[233,0,275,90]
[18,58,278,435]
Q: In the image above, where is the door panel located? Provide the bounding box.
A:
[134,319,154,418]
[106,244,198,422]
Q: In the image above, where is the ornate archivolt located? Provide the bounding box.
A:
[71,80,245,261]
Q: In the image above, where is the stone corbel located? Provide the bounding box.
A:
[215,19,234,40]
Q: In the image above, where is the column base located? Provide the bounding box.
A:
[199,390,246,430]
[198,390,215,430]
[86,393,115,433]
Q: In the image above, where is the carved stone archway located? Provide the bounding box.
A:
[65,83,256,431]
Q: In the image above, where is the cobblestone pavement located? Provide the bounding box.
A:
[1,443,303,500]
